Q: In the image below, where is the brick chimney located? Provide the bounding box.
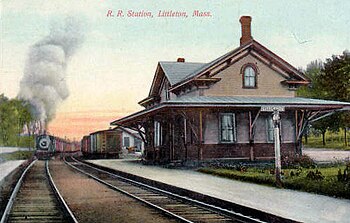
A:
[239,16,252,46]
[177,58,185,62]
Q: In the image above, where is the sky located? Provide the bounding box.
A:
[1,0,350,140]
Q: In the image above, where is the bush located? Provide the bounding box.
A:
[206,162,250,172]
[306,169,324,181]
[282,154,316,168]
[199,164,350,199]
[337,162,350,182]
[289,167,303,177]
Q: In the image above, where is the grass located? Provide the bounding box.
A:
[0,135,35,149]
[198,164,350,199]
[0,151,35,161]
[303,130,350,150]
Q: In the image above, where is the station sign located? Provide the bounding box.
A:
[261,106,285,112]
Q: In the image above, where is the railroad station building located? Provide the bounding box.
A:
[111,16,350,164]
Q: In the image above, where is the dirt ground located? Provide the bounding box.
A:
[303,148,350,163]
[49,159,177,223]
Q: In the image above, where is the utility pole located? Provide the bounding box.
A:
[273,109,282,187]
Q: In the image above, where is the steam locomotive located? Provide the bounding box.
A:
[35,134,81,159]
[35,134,55,159]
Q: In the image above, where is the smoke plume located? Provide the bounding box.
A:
[18,17,85,128]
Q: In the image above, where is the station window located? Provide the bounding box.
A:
[266,116,274,142]
[123,137,130,148]
[165,83,170,100]
[219,113,236,143]
[154,120,162,147]
[242,64,258,88]
[266,116,282,143]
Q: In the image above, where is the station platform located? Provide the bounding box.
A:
[0,160,25,184]
[89,159,350,223]
[0,147,30,154]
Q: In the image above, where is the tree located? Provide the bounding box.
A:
[297,55,350,146]
[0,94,33,146]
[297,59,325,98]
[319,51,350,146]
[297,60,335,145]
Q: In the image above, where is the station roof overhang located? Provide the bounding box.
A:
[110,96,350,127]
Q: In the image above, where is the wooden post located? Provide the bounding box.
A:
[295,110,299,155]
[172,116,175,160]
[249,111,254,161]
[184,116,188,161]
[199,110,203,161]
[248,110,260,160]
[273,110,282,187]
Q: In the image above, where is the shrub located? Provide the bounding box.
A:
[306,169,324,181]
[207,162,249,172]
[289,167,303,177]
[337,163,350,182]
[282,154,316,169]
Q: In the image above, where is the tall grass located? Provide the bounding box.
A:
[199,164,350,199]
[304,129,350,150]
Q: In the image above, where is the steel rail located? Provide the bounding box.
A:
[0,160,37,223]
[64,157,193,223]
[46,160,79,223]
[68,156,265,223]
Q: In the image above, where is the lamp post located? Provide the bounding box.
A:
[273,109,282,187]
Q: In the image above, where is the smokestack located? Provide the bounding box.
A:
[239,16,252,46]
[177,58,185,62]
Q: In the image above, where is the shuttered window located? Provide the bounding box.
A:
[220,113,236,143]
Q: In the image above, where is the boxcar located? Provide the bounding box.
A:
[82,129,122,159]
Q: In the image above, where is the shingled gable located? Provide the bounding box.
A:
[139,60,205,106]
[169,40,310,94]
[140,35,310,106]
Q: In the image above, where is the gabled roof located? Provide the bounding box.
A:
[169,40,310,92]
[114,126,141,139]
[159,61,205,86]
[141,39,310,106]
[141,61,205,106]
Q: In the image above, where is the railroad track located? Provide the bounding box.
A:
[0,160,77,223]
[65,156,265,223]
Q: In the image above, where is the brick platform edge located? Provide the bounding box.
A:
[82,159,300,223]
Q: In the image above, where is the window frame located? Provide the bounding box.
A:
[241,63,258,88]
[165,83,170,100]
[266,116,274,143]
[154,120,162,147]
[123,136,130,148]
[266,115,282,143]
[219,113,237,143]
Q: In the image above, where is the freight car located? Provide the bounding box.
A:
[81,127,144,159]
[81,128,122,159]
[35,134,81,159]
